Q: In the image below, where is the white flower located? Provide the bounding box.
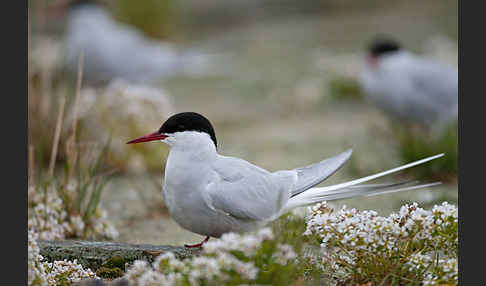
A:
[273,244,298,265]
[28,228,98,286]
[125,228,296,285]
[305,201,458,279]
[28,183,118,241]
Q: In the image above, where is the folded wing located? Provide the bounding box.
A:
[204,156,296,221]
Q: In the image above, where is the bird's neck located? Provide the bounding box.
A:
[166,132,217,157]
[68,4,110,27]
[169,145,216,162]
[164,142,217,188]
[167,135,217,164]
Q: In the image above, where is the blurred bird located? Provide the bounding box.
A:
[359,37,458,128]
[61,0,213,84]
[127,112,443,248]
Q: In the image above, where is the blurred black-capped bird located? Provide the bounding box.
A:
[359,36,458,128]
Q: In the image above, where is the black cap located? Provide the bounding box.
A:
[67,0,100,10]
[158,112,217,148]
[368,37,401,58]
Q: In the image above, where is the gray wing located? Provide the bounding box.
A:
[400,58,458,124]
[290,149,352,197]
[204,156,296,221]
[409,59,458,110]
[378,57,458,124]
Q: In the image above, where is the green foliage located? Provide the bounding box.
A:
[271,213,317,252]
[270,213,327,285]
[96,267,124,279]
[64,139,113,236]
[394,121,457,181]
[328,76,364,101]
[103,256,128,269]
[111,0,176,39]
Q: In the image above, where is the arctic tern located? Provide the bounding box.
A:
[359,37,458,127]
[127,112,443,247]
[62,0,212,84]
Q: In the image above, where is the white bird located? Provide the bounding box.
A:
[63,0,212,84]
[127,112,443,247]
[359,37,458,128]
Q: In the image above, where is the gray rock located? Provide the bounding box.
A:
[74,278,130,286]
[38,240,200,271]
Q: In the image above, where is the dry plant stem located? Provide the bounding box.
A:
[40,74,52,119]
[71,52,84,139]
[28,11,31,50]
[34,0,46,32]
[67,52,84,181]
[28,11,34,144]
[48,96,66,177]
[38,45,52,120]
[29,145,35,186]
[40,39,53,117]
[28,10,31,69]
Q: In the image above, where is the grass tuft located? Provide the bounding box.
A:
[328,76,364,101]
[394,121,457,182]
[110,0,176,39]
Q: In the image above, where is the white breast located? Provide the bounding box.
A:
[162,150,259,237]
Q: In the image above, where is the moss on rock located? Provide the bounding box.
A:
[102,256,127,270]
[38,240,200,272]
[95,267,125,279]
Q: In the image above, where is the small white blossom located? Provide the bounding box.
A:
[305,201,458,284]
[28,183,118,241]
[28,229,98,286]
[125,228,296,286]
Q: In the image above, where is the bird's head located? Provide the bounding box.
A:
[127,112,218,150]
[47,0,102,19]
[367,37,401,66]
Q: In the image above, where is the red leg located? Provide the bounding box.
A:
[184,236,210,248]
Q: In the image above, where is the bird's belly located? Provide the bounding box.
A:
[163,186,258,237]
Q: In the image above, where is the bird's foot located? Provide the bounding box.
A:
[184,236,210,248]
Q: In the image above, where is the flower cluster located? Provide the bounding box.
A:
[305,201,458,285]
[28,184,118,241]
[201,227,274,256]
[28,186,70,240]
[28,229,98,286]
[391,201,458,255]
[29,230,48,286]
[406,253,458,286]
[29,36,63,75]
[125,228,298,286]
[424,257,458,285]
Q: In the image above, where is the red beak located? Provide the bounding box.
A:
[126,132,168,144]
[367,55,378,67]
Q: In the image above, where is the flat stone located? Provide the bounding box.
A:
[38,240,200,271]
